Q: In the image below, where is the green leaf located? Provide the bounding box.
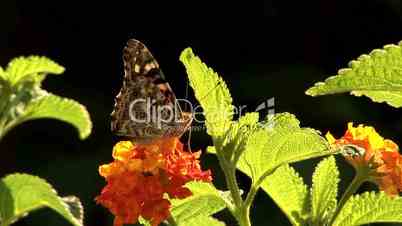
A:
[0,67,5,78]
[0,78,12,116]
[310,156,339,226]
[138,217,152,226]
[178,216,226,226]
[206,146,217,154]
[237,113,330,186]
[170,182,227,225]
[4,56,64,86]
[61,196,84,225]
[0,173,83,226]
[180,48,233,138]
[219,113,259,164]
[6,93,92,139]
[332,192,402,226]
[260,164,309,226]
[306,41,402,108]
[0,56,91,140]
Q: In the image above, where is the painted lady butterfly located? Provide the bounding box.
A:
[111,39,192,143]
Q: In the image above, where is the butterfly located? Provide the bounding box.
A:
[111,39,192,143]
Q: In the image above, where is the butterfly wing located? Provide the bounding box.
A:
[122,39,163,82]
[111,39,191,143]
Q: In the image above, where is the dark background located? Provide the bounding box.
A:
[1,0,402,226]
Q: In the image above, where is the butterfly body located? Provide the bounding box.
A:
[111,39,192,143]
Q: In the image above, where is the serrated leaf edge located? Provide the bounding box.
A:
[1,173,82,226]
[306,40,402,96]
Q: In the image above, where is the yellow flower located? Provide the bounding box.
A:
[96,138,212,226]
[326,123,402,196]
[112,141,134,161]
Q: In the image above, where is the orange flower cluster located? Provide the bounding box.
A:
[326,123,402,196]
[96,138,212,226]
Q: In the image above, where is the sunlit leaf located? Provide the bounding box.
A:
[0,174,83,226]
[0,66,5,78]
[0,56,92,140]
[261,165,309,226]
[15,93,92,139]
[61,196,84,225]
[219,113,259,164]
[332,192,402,226]
[5,56,64,85]
[180,48,233,138]
[310,156,339,226]
[170,182,227,225]
[237,113,330,186]
[179,216,226,226]
[306,41,402,108]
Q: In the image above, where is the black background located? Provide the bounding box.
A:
[1,0,402,225]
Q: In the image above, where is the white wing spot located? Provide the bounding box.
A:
[134,64,141,73]
[144,63,155,72]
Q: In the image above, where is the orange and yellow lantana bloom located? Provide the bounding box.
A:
[96,138,212,226]
[326,122,402,196]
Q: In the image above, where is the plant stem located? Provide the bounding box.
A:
[216,153,242,208]
[238,205,252,226]
[244,185,258,210]
[329,171,366,225]
[216,149,251,226]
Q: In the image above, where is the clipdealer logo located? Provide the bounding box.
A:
[128,97,276,130]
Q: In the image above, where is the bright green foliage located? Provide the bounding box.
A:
[310,156,339,226]
[3,56,65,85]
[0,174,83,226]
[138,217,152,226]
[261,165,309,226]
[306,41,402,108]
[170,182,227,225]
[19,93,92,139]
[180,46,347,226]
[180,48,233,138]
[182,216,226,226]
[332,192,402,226]
[61,196,84,225]
[204,113,259,160]
[237,113,330,186]
[219,113,259,164]
[0,67,5,77]
[0,56,92,139]
[206,146,217,154]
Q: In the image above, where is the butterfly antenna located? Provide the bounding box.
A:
[184,77,190,112]
[184,77,193,152]
[185,79,190,100]
[187,125,193,152]
[184,80,223,152]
